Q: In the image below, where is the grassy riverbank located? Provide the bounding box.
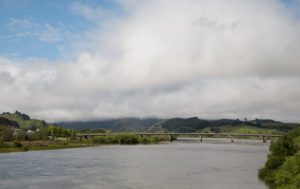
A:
[0,133,170,153]
[0,140,96,153]
[259,128,300,189]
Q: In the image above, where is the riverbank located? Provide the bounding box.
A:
[0,140,97,153]
[0,133,170,153]
[259,128,300,189]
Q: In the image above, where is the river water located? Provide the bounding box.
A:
[0,139,270,189]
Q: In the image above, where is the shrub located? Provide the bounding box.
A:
[14,140,22,148]
[138,137,149,144]
[0,125,13,141]
[117,133,139,144]
[91,136,106,144]
[149,136,161,144]
[260,128,300,188]
[105,135,118,144]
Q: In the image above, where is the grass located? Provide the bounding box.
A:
[0,140,96,153]
[0,134,170,153]
[0,113,47,129]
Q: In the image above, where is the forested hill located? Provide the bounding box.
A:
[0,116,19,128]
[57,117,299,133]
[147,117,298,132]
[58,118,161,132]
[1,111,298,133]
[0,111,47,129]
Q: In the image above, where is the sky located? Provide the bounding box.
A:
[1,0,300,122]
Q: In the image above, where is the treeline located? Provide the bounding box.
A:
[0,125,76,143]
[0,117,19,128]
[2,111,31,121]
[259,128,300,189]
[0,125,48,142]
[48,126,76,139]
[159,117,297,133]
[89,133,170,145]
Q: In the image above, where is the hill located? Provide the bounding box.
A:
[1,111,297,133]
[149,117,298,133]
[0,111,47,130]
[0,116,19,128]
[57,117,299,133]
[58,118,161,132]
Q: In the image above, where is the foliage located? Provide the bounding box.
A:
[259,128,300,188]
[1,111,47,129]
[0,125,14,142]
[79,128,107,134]
[14,111,30,120]
[89,133,169,145]
[29,128,49,141]
[14,140,22,148]
[0,117,19,128]
[48,126,76,139]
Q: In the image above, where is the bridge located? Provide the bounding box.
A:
[77,132,283,143]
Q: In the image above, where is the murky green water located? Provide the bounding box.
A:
[0,139,270,189]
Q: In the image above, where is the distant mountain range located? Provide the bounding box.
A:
[1,111,299,133]
[57,117,299,133]
[57,118,161,132]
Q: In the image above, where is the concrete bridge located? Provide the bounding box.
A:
[77,132,283,143]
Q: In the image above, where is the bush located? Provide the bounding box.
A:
[91,136,106,144]
[15,131,26,141]
[14,140,22,148]
[0,125,13,142]
[105,135,118,144]
[149,136,161,144]
[117,133,139,144]
[22,146,29,151]
[260,128,300,188]
[87,133,170,145]
[138,137,149,144]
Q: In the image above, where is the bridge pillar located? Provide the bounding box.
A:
[168,135,176,142]
[263,136,267,143]
[268,135,272,141]
[231,135,234,142]
[200,135,203,142]
[169,134,172,142]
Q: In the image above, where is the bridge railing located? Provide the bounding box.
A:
[76,132,282,137]
[76,132,283,143]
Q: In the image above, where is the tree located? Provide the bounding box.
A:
[0,125,14,142]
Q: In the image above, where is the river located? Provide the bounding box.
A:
[0,139,270,189]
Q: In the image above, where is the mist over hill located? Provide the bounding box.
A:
[57,117,299,133]
[57,118,161,132]
[1,111,298,133]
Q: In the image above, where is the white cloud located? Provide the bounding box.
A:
[1,0,300,122]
